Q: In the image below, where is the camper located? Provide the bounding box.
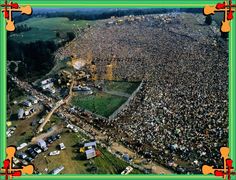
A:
[51,166,64,175]
[85,149,96,160]
[37,139,48,151]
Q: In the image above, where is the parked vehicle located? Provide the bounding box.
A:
[21,160,28,165]
[34,147,42,154]
[25,156,34,163]
[17,143,28,150]
[51,135,57,141]
[51,166,64,175]
[59,143,66,150]
[56,134,61,139]
[49,150,60,156]
[47,137,53,144]
[17,152,27,160]
[26,148,37,158]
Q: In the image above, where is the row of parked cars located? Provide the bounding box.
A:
[46,134,61,145]
[16,145,45,165]
[14,133,62,166]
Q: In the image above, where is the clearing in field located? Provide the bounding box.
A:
[104,81,140,94]
[71,92,127,118]
[71,81,141,117]
[9,17,93,43]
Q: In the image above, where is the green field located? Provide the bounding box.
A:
[9,17,93,43]
[105,81,140,94]
[7,112,40,146]
[71,92,127,118]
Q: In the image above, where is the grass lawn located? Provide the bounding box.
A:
[34,131,142,174]
[71,92,127,117]
[105,81,140,94]
[8,94,28,119]
[9,17,93,43]
[7,113,40,146]
[43,115,63,133]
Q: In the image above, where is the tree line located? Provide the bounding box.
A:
[14,8,202,23]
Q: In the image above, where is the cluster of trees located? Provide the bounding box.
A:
[13,12,33,24]
[13,8,203,24]
[7,40,58,81]
[56,31,75,39]
[15,24,32,33]
[66,32,76,41]
[44,8,202,21]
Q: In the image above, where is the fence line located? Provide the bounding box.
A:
[109,80,144,120]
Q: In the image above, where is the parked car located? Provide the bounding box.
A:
[51,135,57,141]
[13,157,20,165]
[42,146,48,152]
[56,134,61,139]
[21,160,28,165]
[47,137,53,144]
[26,148,37,158]
[38,118,44,124]
[51,166,64,175]
[49,150,60,156]
[17,152,27,160]
[17,143,28,150]
[59,143,66,150]
[25,156,34,163]
[34,147,42,154]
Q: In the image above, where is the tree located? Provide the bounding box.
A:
[67,32,75,41]
[56,32,60,38]
[221,32,229,39]
[205,15,212,25]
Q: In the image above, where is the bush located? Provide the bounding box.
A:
[205,15,212,25]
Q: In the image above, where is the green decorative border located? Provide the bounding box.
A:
[0,0,235,180]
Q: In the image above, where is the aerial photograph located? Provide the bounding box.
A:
[7,8,228,175]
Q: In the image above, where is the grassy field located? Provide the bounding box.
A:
[105,81,140,94]
[7,112,41,146]
[43,115,63,133]
[71,92,127,118]
[9,17,93,43]
[34,131,141,174]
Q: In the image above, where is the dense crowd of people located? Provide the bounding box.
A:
[55,13,228,174]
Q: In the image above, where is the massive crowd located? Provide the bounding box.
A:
[55,13,228,174]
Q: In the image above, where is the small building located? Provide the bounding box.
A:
[22,101,32,107]
[18,109,24,119]
[84,141,96,149]
[41,78,53,85]
[37,139,47,150]
[85,149,96,159]
[41,82,54,90]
